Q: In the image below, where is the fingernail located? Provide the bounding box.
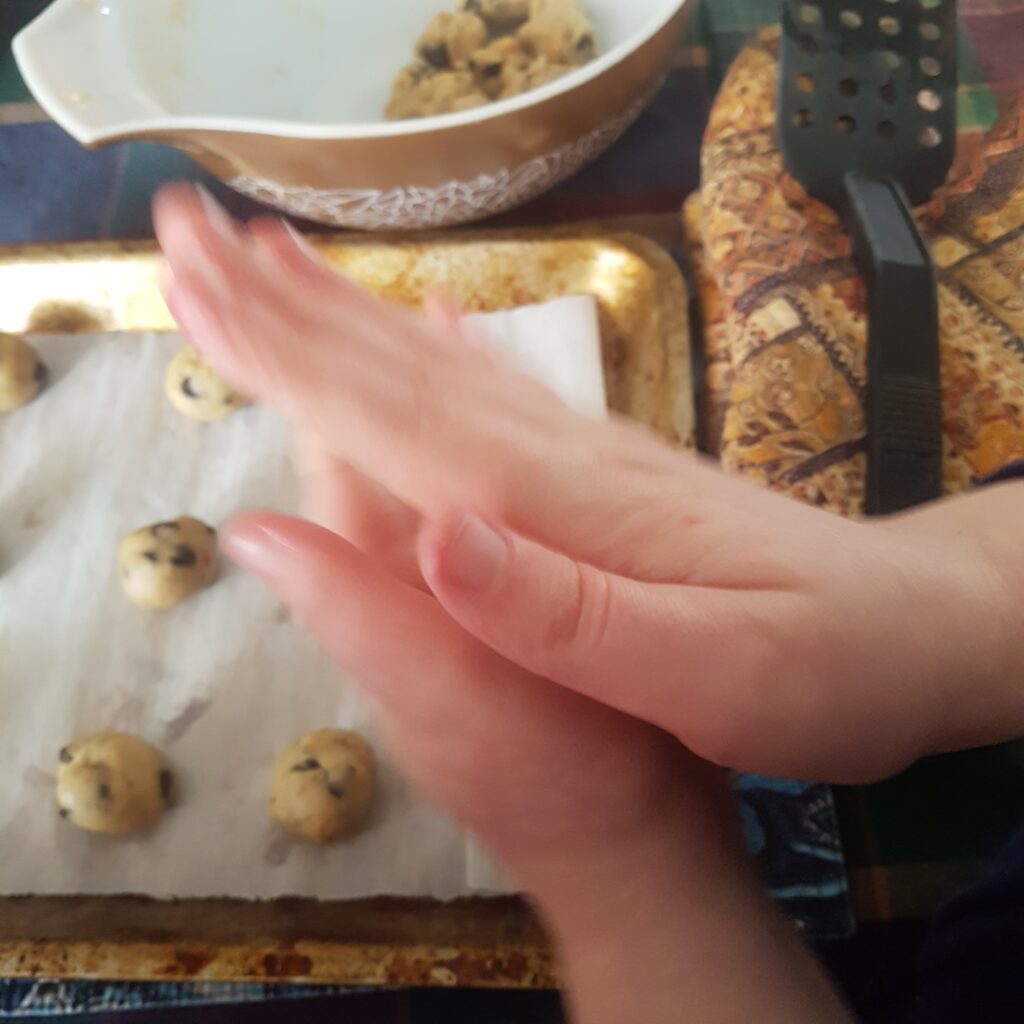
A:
[282,220,320,259]
[195,183,236,236]
[443,515,507,592]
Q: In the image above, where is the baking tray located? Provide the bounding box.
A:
[0,227,693,988]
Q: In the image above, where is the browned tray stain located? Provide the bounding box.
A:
[0,228,692,988]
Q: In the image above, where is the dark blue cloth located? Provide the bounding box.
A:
[915,458,1024,1021]
[916,828,1024,1022]
[977,459,1024,485]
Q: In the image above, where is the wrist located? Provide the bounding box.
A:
[528,788,852,1024]
[892,483,1024,754]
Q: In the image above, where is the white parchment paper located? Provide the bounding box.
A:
[0,296,604,900]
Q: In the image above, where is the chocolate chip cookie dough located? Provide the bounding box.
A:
[387,0,597,119]
[56,732,174,834]
[165,345,247,422]
[269,729,377,843]
[119,516,218,610]
[0,333,47,413]
[417,10,487,69]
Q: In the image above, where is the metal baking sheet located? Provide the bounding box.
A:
[0,227,693,988]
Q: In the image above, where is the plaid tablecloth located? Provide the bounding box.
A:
[1,0,1023,1015]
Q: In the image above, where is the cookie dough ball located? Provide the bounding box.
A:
[417,10,487,69]
[462,0,530,33]
[119,516,218,610]
[269,729,377,843]
[519,0,597,66]
[387,67,488,119]
[165,345,246,422]
[0,333,47,413]
[56,732,174,834]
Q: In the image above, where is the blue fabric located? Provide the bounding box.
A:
[916,827,1024,1023]
[0,982,368,1017]
[913,460,1024,1021]
[978,459,1024,485]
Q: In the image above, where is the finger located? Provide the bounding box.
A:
[153,184,245,296]
[153,184,747,579]
[417,513,764,763]
[294,430,425,588]
[417,509,943,787]
[223,512,691,869]
[247,217,342,289]
[423,291,466,338]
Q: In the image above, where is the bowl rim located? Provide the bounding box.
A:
[16,0,689,143]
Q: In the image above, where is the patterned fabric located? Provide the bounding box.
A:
[686,29,1024,514]
[1,981,365,1018]
[737,778,851,938]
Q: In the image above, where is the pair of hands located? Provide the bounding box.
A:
[154,184,1023,1014]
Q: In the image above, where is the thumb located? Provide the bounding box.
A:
[417,514,749,759]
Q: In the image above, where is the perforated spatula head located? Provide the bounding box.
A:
[778,0,959,209]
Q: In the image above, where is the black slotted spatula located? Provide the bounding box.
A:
[778,0,958,514]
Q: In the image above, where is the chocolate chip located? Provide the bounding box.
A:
[420,42,450,68]
[170,545,197,568]
[326,781,347,800]
[181,377,200,399]
[477,60,502,78]
[151,521,181,536]
[464,0,481,12]
[59,746,72,764]
[576,34,594,53]
[33,361,48,385]
[59,807,71,820]
[159,770,174,802]
[98,783,111,800]
[205,524,216,535]
[143,550,159,562]
[292,758,320,773]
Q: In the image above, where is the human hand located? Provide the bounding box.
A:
[155,185,1024,789]
[155,186,858,1022]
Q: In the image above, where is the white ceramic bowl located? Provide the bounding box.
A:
[15,0,691,229]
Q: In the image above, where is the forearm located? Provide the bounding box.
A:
[532,792,854,1024]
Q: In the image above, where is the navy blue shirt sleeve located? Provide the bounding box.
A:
[916,828,1024,1022]
[914,458,1024,1022]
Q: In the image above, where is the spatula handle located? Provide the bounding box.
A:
[844,173,943,516]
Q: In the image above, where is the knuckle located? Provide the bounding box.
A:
[542,561,612,669]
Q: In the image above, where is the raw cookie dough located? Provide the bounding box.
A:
[417,10,487,68]
[0,332,47,413]
[388,0,596,118]
[119,516,218,610]
[500,50,571,98]
[165,345,246,422]
[518,0,597,65]
[469,37,523,99]
[461,0,530,33]
[56,732,174,834]
[269,729,377,843]
[386,67,488,119]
